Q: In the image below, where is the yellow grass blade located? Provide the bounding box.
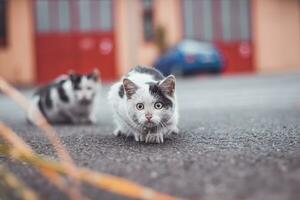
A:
[0,77,72,164]
[0,164,40,200]
[0,122,185,200]
[0,77,87,200]
[39,168,88,200]
[0,130,84,200]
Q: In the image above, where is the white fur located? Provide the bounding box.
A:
[28,74,100,124]
[108,69,179,143]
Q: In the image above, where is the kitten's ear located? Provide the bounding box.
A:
[88,68,100,81]
[123,78,138,99]
[68,70,76,82]
[159,75,176,96]
[68,70,75,75]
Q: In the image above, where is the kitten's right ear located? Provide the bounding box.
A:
[68,70,75,80]
[88,68,100,82]
[123,78,138,99]
[159,75,176,97]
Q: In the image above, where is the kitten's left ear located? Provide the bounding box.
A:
[159,75,176,96]
[123,78,138,99]
[88,68,100,81]
[68,70,76,82]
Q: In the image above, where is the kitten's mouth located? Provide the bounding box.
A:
[79,99,92,105]
[143,121,156,128]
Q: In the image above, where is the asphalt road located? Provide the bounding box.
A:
[1,72,300,200]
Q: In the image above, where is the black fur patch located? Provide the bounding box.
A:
[148,83,173,109]
[34,83,52,96]
[161,115,171,125]
[132,66,164,81]
[45,90,53,109]
[57,80,69,103]
[38,98,48,120]
[132,114,139,124]
[148,126,158,134]
[70,74,82,90]
[59,112,73,124]
[118,84,124,98]
[87,73,98,81]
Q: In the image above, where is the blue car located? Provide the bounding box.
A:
[154,40,223,76]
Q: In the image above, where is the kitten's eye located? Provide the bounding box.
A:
[74,86,81,90]
[136,103,144,110]
[154,102,163,109]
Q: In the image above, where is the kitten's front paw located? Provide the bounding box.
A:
[76,117,93,124]
[171,126,179,135]
[84,118,94,125]
[88,115,97,124]
[114,129,123,136]
[145,133,164,143]
[134,133,145,142]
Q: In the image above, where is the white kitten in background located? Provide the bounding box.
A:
[27,69,100,124]
[108,66,179,143]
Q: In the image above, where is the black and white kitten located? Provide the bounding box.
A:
[28,70,100,124]
[108,66,179,143]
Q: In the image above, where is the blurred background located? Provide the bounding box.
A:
[1,2,300,199]
[0,0,300,84]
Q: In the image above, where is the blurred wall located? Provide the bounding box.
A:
[0,0,35,84]
[253,0,300,72]
[115,0,182,77]
[155,0,182,48]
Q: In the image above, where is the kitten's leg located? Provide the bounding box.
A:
[61,111,80,124]
[87,113,97,124]
[170,125,179,135]
[114,129,123,136]
[115,117,145,141]
[169,111,179,135]
[134,132,146,142]
[113,118,134,137]
[113,117,126,136]
[78,114,96,124]
[145,123,178,143]
[164,120,179,136]
[145,132,164,143]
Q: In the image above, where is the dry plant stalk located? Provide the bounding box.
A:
[0,164,40,200]
[0,124,83,200]
[0,77,72,164]
[0,77,184,200]
[0,122,184,200]
[39,168,89,200]
[0,77,86,200]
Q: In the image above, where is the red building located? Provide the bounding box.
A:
[0,0,300,84]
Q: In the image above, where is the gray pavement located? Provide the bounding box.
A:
[1,72,300,200]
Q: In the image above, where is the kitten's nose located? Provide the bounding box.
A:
[145,113,152,121]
